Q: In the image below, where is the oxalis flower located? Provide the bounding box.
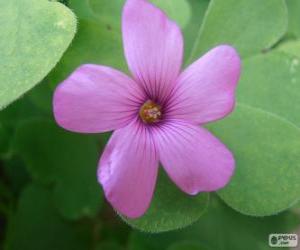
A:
[53,0,241,218]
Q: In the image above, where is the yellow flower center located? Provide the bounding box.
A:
[139,100,162,123]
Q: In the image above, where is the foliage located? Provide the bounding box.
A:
[1,0,300,249]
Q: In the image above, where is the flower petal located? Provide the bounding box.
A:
[98,120,159,218]
[153,120,235,194]
[122,0,183,102]
[53,64,145,133]
[166,45,241,124]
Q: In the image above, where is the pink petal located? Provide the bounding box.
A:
[98,120,159,218]
[53,64,145,133]
[122,0,183,102]
[166,45,241,124]
[153,120,235,194]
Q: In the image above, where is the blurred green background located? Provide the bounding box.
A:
[1,0,300,249]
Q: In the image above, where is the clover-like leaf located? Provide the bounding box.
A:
[187,0,287,62]
[5,184,92,250]
[122,170,209,233]
[14,120,102,220]
[209,52,300,216]
[0,0,76,110]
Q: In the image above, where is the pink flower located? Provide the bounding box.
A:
[53,0,241,218]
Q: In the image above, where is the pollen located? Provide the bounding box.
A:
[139,100,162,123]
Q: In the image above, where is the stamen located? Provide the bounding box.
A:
[139,100,162,123]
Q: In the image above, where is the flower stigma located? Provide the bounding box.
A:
[139,100,162,123]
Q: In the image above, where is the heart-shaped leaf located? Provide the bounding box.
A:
[187,0,287,62]
[210,52,300,216]
[14,120,102,220]
[0,0,76,110]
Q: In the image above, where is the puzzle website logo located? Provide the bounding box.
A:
[269,234,298,248]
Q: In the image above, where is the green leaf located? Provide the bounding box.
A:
[188,0,288,62]
[207,52,300,216]
[286,0,300,38]
[0,0,76,110]
[14,120,102,220]
[208,104,300,216]
[5,184,92,250]
[122,170,209,233]
[129,196,299,250]
[186,47,300,218]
